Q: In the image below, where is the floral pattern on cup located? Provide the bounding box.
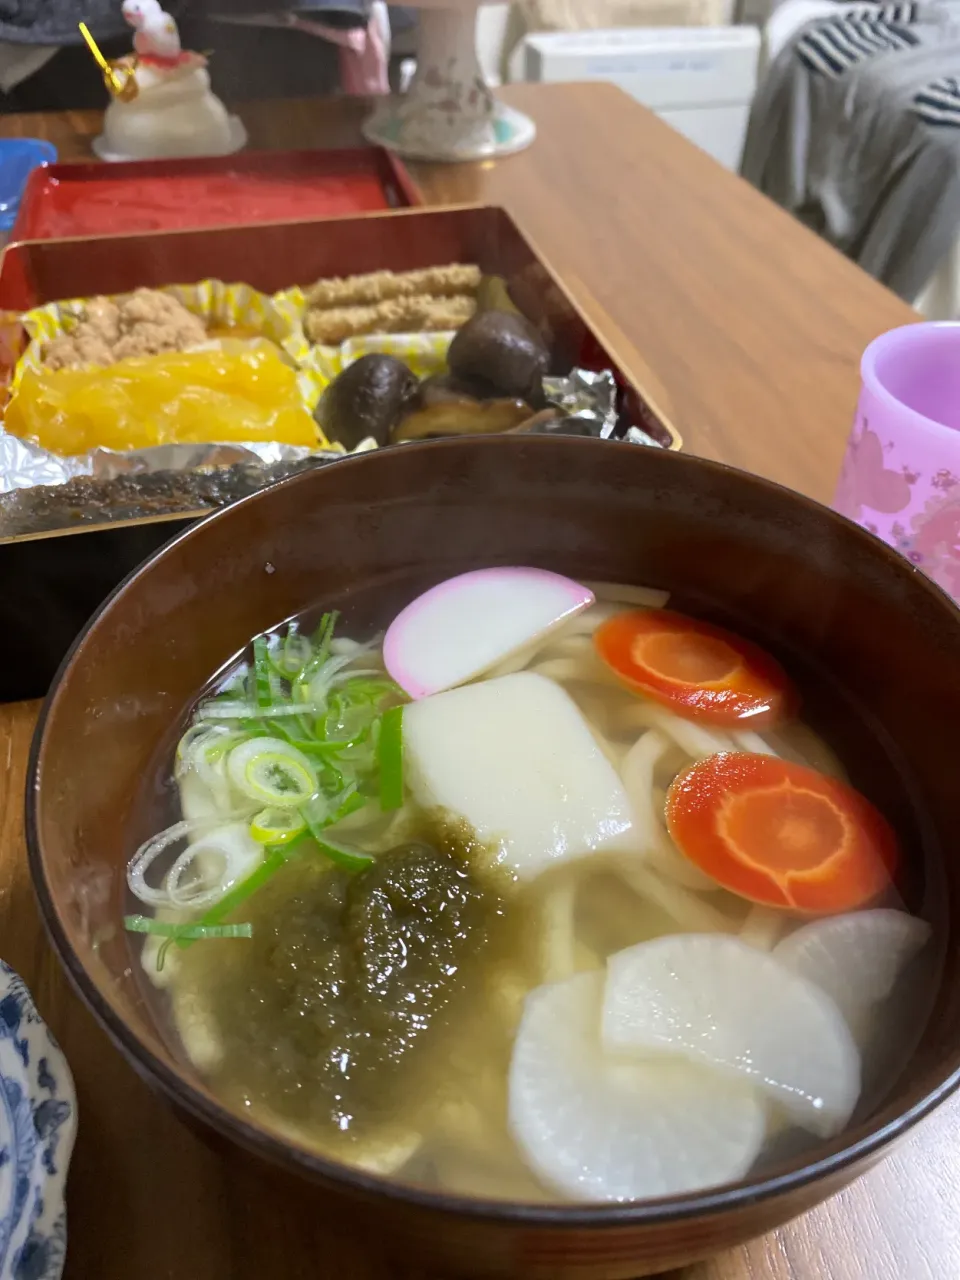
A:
[835,322,960,604]
[881,483,960,599]
[835,420,914,522]
[836,407,960,602]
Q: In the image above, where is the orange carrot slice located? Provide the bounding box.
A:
[665,753,898,913]
[594,610,795,727]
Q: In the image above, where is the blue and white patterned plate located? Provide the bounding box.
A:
[0,961,76,1280]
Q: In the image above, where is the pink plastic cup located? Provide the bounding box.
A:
[834,321,960,601]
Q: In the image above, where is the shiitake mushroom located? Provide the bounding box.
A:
[316,354,419,450]
[392,374,537,441]
[447,311,550,403]
[318,301,553,447]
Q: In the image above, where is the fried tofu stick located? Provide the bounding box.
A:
[305,293,477,345]
[305,264,481,309]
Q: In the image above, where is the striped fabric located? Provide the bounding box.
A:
[913,76,960,125]
[797,6,920,78]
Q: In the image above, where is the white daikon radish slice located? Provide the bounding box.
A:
[403,672,640,879]
[774,909,932,1039]
[602,934,861,1137]
[509,971,766,1202]
[384,567,594,699]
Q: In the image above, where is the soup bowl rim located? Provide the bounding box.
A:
[25,435,960,1227]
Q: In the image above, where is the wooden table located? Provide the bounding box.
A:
[0,85,946,1280]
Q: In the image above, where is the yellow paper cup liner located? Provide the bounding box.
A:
[273,284,453,401]
[338,331,454,377]
[13,279,321,410]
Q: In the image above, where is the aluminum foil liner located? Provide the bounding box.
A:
[623,425,668,448]
[0,435,336,497]
[543,368,619,439]
[0,450,356,539]
[0,367,659,539]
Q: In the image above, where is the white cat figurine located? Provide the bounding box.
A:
[121,0,182,63]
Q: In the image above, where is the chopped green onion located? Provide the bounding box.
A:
[177,725,247,777]
[266,629,313,681]
[299,792,333,832]
[332,720,377,768]
[205,732,245,764]
[330,788,365,825]
[250,807,307,846]
[313,834,376,873]
[253,636,273,709]
[312,610,339,664]
[269,668,284,705]
[177,848,287,950]
[124,915,252,939]
[226,737,319,806]
[196,701,326,721]
[300,796,374,871]
[300,784,364,833]
[326,700,374,744]
[282,626,313,676]
[378,705,404,811]
[266,729,358,759]
[176,722,221,763]
[295,733,363,756]
[341,677,402,705]
[237,717,279,739]
[317,761,345,795]
[161,610,409,908]
[293,616,348,704]
[212,682,246,702]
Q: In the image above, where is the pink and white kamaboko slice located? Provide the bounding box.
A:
[383,567,593,699]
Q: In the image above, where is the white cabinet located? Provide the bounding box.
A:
[522,26,761,170]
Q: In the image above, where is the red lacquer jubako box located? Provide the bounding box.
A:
[10,146,421,242]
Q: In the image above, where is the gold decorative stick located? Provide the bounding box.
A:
[78,22,139,101]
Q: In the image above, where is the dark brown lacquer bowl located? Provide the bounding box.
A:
[26,437,960,1278]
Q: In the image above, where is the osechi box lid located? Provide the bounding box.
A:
[10,147,421,242]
